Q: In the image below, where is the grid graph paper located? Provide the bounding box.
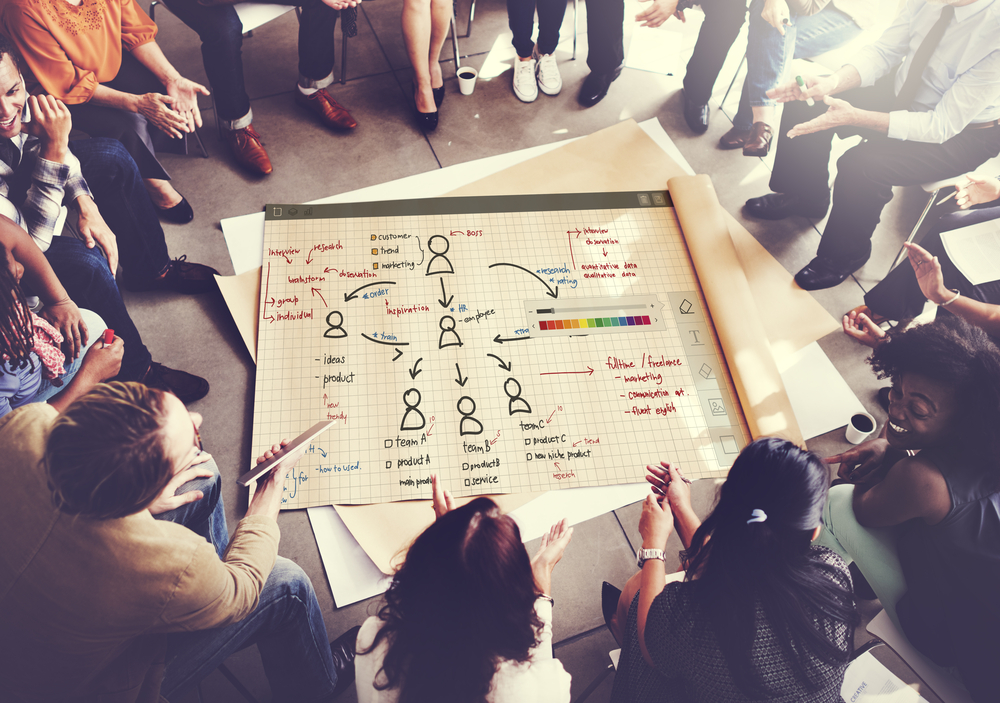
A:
[251,193,748,508]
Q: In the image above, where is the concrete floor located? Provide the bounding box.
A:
[134,0,947,699]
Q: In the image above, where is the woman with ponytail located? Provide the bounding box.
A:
[823,314,1000,702]
[608,438,858,702]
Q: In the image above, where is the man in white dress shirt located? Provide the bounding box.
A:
[742,0,1000,290]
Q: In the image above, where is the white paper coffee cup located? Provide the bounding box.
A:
[845,412,877,445]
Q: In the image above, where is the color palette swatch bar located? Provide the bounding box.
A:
[539,316,651,330]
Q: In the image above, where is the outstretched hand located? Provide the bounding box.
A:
[635,0,680,27]
[955,173,1000,210]
[842,309,886,348]
[787,96,855,138]
[760,0,790,34]
[531,518,573,595]
[431,473,455,519]
[767,73,837,104]
[826,437,889,484]
[904,242,950,305]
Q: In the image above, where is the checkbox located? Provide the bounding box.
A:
[462,463,469,471]
[464,479,470,487]
[385,461,392,469]
[524,439,531,446]
[384,439,393,448]
[372,248,378,255]
[371,234,376,240]
[373,263,378,270]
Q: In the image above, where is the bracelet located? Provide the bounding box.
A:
[536,594,554,607]
[939,289,961,306]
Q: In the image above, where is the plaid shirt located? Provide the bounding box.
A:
[0,105,92,252]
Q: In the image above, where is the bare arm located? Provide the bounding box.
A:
[635,493,674,667]
[47,335,124,413]
[852,454,951,527]
[904,241,1000,338]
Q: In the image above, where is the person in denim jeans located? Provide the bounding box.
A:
[0,40,217,402]
[720,0,874,157]
[0,382,360,702]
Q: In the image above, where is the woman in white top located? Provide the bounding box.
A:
[356,474,573,703]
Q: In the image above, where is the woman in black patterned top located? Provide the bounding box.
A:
[608,438,858,702]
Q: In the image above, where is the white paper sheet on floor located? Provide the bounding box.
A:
[840,651,930,703]
[776,342,868,441]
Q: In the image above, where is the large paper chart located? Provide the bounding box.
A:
[252,192,749,508]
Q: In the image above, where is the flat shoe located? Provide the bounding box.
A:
[742,121,773,157]
[154,196,194,224]
[794,255,867,291]
[602,581,621,636]
[682,90,710,134]
[330,625,361,698]
[744,192,829,220]
[719,125,750,150]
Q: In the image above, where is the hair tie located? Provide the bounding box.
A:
[746,509,767,525]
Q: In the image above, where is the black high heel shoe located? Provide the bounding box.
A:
[432,86,445,108]
[412,84,439,132]
[602,581,622,636]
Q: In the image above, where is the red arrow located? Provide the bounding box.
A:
[567,228,581,237]
[554,462,562,471]
[548,409,557,423]
[311,288,328,306]
[426,423,435,437]
[263,314,275,323]
[450,230,462,236]
[602,248,608,257]
[324,267,338,273]
[305,251,314,265]
[540,366,594,377]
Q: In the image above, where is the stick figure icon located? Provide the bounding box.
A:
[438,315,463,349]
[426,235,454,276]
[324,311,347,338]
[400,389,426,431]
[457,396,484,436]
[504,378,531,415]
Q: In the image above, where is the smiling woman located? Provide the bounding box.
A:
[819,315,1000,702]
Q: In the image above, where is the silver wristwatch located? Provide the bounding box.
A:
[636,548,665,568]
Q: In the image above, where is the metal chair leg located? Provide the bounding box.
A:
[572,0,578,60]
[887,188,941,274]
[720,55,746,108]
[450,2,462,71]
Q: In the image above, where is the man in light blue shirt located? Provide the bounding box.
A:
[743,0,1000,290]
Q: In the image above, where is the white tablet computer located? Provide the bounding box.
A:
[237,420,336,486]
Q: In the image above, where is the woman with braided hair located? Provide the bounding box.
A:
[607,438,858,702]
[0,240,122,416]
[823,314,1000,702]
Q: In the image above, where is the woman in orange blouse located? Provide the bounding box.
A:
[1,0,209,223]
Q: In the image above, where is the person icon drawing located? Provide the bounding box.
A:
[438,316,463,349]
[457,396,484,436]
[504,378,531,415]
[400,389,426,432]
[426,235,454,276]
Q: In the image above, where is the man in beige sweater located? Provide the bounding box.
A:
[0,382,357,702]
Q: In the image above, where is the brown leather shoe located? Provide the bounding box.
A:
[295,88,357,130]
[223,124,272,175]
[742,121,774,157]
[719,125,751,150]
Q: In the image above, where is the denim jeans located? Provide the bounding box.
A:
[155,464,340,702]
[507,0,566,57]
[0,307,105,417]
[67,138,171,287]
[732,0,861,130]
[43,237,152,381]
[165,0,339,126]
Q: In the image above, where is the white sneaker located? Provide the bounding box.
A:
[513,58,538,103]
[536,52,562,96]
